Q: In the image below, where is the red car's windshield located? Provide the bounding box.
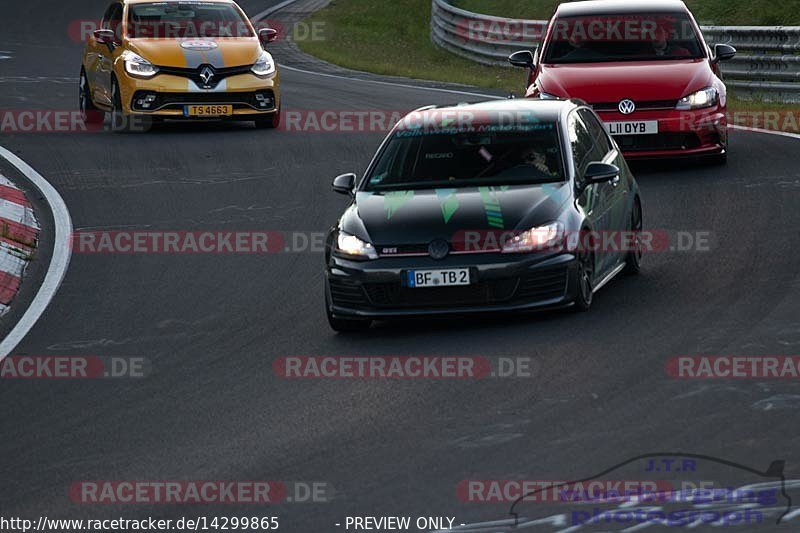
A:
[127,1,254,39]
[544,13,704,63]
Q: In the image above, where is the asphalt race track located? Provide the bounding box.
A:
[1,0,799,531]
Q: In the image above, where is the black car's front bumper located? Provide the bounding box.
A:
[326,251,581,319]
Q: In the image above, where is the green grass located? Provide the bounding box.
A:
[298,0,523,91]
[297,0,800,130]
[454,0,800,25]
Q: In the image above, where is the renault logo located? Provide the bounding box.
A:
[618,99,636,115]
[428,239,450,260]
[199,66,215,86]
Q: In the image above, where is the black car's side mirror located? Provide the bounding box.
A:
[258,28,279,47]
[584,162,620,184]
[713,43,737,63]
[508,50,536,69]
[332,173,357,196]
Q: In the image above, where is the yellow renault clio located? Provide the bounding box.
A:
[80,0,281,132]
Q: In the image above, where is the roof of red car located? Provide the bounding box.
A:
[556,0,689,17]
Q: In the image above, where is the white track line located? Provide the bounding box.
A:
[251,0,303,22]
[0,147,73,360]
[252,0,497,99]
[279,64,498,98]
[730,124,800,140]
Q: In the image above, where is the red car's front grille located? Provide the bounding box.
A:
[615,132,702,152]
[591,100,678,112]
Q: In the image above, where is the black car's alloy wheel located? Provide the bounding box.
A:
[624,197,643,275]
[573,249,594,312]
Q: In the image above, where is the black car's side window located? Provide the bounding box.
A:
[568,112,595,189]
[578,109,613,158]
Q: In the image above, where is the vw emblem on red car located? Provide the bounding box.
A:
[618,99,636,115]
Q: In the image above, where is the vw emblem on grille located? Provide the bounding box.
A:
[618,99,636,115]
[428,239,450,260]
[199,66,215,86]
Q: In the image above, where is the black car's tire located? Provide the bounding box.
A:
[79,68,104,125]
[111,78,151,133]
[624,197,643,275]
[572,248,594,312]
[254,106,281,129]
[325,290,371,332]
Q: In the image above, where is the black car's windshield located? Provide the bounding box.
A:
[127,2,254,38]
[365,123,564,191]
[544,13,704,63]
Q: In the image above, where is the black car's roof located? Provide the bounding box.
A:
[556,0,689,17]
[397,99,577,131]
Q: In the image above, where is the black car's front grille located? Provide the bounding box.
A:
[614,132,702,152]
[331,266,569,311]
[515,267,569,301]
[157,64,254,90]
[592,100,678,112]
[131,90,275,112]
[365,278,519,308]
[329,279,370,307]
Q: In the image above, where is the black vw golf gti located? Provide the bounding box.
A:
[325,99,643,331]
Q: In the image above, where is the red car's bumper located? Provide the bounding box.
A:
[597,106,727,160]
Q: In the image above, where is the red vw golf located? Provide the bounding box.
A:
[508,0,736,163]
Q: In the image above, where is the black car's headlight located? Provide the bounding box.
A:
[335,231,378,260]
[676,87,718,110]
[252,51,276,77]
[501,222,564,253]
[121,51,158,78]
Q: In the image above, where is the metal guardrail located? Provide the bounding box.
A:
[431,0,800,102]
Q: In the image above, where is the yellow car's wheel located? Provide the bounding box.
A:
[79,68,104,125]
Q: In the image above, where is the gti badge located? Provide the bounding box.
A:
[618,99,636,115]
[428,239,450,260]
[199,66,215,86]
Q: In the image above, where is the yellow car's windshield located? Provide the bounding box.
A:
[127,1,254,39]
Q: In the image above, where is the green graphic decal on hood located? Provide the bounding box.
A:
[478,186,504,229]
[383,190,415,219]
[436,188,459,224]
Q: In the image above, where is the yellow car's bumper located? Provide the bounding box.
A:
[115,67,280,118]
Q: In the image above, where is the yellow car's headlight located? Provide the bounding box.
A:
[252,50,276,77]
[121,51,158,79]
